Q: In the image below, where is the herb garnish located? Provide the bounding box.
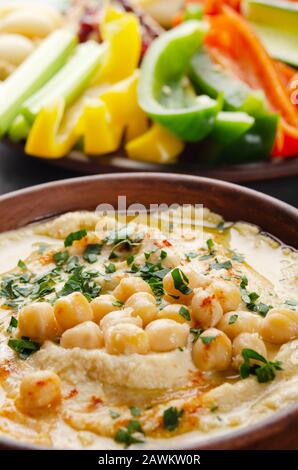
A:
[114,420,144,448]
[210,259,232,271]
[206,238,214,253]
[7,316,18,333]
[240,276,272,316]
[64,229,87,247]
[228,314,238,325]
[201,335,216,345]
[171,268,192,295]
[190,327,203,343]
[17,260,27,270]
[8,337,40,359]
[59,266,100,300]
[163,407,184,431]
[112,300,124,308]
[138,262,170,299]
[83,244,102,263]
[179,306,191,321]
[109,410,120,419]
[127,255,135,266]
[130,406,141,417]
[240,348,283,383]
[53,250,69,266]
[104,263,116,274]
[216,220,225,232]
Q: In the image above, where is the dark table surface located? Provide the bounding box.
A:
[0,143,297,208]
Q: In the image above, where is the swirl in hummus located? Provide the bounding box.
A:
[0,208,297,449]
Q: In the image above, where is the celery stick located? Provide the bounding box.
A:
[22,41,106,123]
[8,114,30,143]
[0,29,76,137]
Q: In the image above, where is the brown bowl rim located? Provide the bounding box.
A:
[0,172,297,450]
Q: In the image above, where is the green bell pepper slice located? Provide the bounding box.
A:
[189,47,267,117]
[211,111,255,145]
[195,113,278,164]
[138,21,220,142]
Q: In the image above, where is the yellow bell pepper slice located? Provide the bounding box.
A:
[125,123,185,164]
[25,98,78,158]
[94,8,141,85]
[82,99,122,155]
[26,71,149,158]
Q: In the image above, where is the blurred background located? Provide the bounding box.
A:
[0,0,297,206]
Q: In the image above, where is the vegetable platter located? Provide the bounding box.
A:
[0,0,298,181]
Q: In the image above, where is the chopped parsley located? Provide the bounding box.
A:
[240,276,272,316]
[216,220,225,232]
[127,255,135,266]
[7,316,18,333]
[83,244,102,263]
[114,420,144,448]
[210,259,232,271]
[179,306,191,321]
[228,314,238,325]
[112,300,124,308]
[190,327,203,343]
[130,406,141,417]
[17,260,27,270]
[53,250,69,266]
[206,238,214,253]
[201,335,216,345]
[59,266,100,300]
[109,410,120,419]
[8,337,40,359]
[171,268,192,295]
[105,225,143,260]
[160,250,167,260]
[163,407,184,431]
[138,262,170,299]
[64,229,87,247]
[104,263,116,274]
[240,348,283,383]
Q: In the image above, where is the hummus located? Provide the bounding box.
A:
[0,208,297,449]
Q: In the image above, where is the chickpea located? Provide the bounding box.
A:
[211,280,241,313]
[157,304,192,324]
[145,319,189,352]
[113,277,152,302]
[90,294,119,323]
[100,308,143,332]
[163,266,206,303]
[54,292,93,332]
[104,323,150,355]
[232,333,267,370]
[192,328,232,371]
[191,289,223,329]
[19,371,61,412]
[18,302,60,342]
[217,311,262,340]
[261,308,298,344]
[125,292,157,326]
[60,321,104,349]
